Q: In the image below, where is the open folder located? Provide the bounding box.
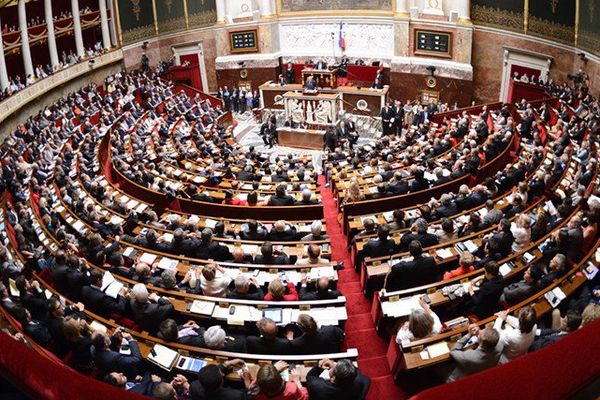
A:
[148,344,180,371]
[101,271,123,299]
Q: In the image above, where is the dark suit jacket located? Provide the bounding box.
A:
[190,380,247,400]
[362,238,396,258]
[24,320,53,347]
[93,340,143,379]
[306,366,371,400]
[80,285,128,315]
[290,325,345,354]
[390,256,439,290]
[246,336,292,355]
[468,277,504,318]
[129,299,174,333]
[400,232,438,250]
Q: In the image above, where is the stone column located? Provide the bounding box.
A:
[0,17,9,90]
[395,0,410,17]
[18,0,34,78]
[215,0,226,23]
[71,0,85,57]
[44,0,59,68]
[99,0,111,49]
[259,0,276,18]
[107,0,118,46]
[457,0,471,22]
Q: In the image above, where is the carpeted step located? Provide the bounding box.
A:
[344,313,374,333]
[357,356,391,378]
[339,280,363,294]
[345,329,389,359]
[343,293,371,315]
[367,376,409,400]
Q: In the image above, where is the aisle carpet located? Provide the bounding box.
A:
[317,176,408,400]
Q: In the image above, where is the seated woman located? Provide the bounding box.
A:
[200,263,233,298]
[511,214,532,253]
[251,362,308,400]
[395,297,442,345]
[265,278,298,301]
[443,251,475,281]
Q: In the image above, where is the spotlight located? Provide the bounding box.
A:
[425,65,436,76]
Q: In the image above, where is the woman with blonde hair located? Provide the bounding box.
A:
[511,213,532,252]
[396,297,442,344]
[344,177,365,204]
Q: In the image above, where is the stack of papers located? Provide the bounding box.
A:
[148,344,180,371]
[427,342,450,358]
[381,296,421,318]
[189,300,215,315]
[157,257,178,270]
[139,253,158,265]
[101,271,124,299]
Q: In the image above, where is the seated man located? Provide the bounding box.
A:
[227,275,265,300]
[255,242,290,265]
[289,314,344,354]
[529,310,582,351]
[80,269,128,315]
[91,331,143,379]
[299,276,342,300]
[158,318,206,347]
[247,318,292,355]
[301,220,329,241]
[306,358,371,400]
[129,283,174,334]
[466,261,504,319]
[400,218,438,250]
[268,220,298,241]
[239,220,268,241]
[190,360,250,400]
[390,240,439,290]
[296,244,328,265]
[268,185,296,206]
[500,264,543,306]
[447,325,503,382]
[362,224,396,258]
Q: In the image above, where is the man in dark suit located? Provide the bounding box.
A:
[129,283,174,334]
[239,220,268,241]
[400,218,439,250]
[290,314,345,354]
[390,240,439,290]
[299,276,342,300]
[14,307,52,347]
[0,282,24,318]
[15,276,48,321]
[362,224,396,258]
[315,59,327,70]
[285,63,295,84]
[388,172,409,195]
[91,331,143,379]
[227,275,265,300]
[466,261,504,319]
[380,102,394,136]
[392,100,404,136]
[80,270,128,315]
[194,229,231,261]
[254,242,290,265]
[268,220,297,241]
[246,318,291,355]
[323,126,338,152]
[268,185,295,206]
[529,310,582,351]
[306,358,371,400]
[190,361,247,400]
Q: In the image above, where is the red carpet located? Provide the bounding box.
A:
[318,176,408,400]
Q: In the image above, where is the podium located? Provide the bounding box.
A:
[301,68,338,89]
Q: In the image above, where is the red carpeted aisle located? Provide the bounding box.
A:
[318,176,408,400]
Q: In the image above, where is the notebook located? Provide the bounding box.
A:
[148,344,180,371]
[189,300,215,316]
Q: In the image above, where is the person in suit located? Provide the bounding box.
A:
[80,269,128,315]
[304,75,317,91]
[129,283,174,334]
[466,261,505,319]
[283,116,297,129]
[372,67,384,89]
[239,220,268,241]
[392,100,404,136]
[194,229,231,261]
[268,220,297,241]
[362,224,396,258]
[380,102,394,136]
[400,218,439,250]
[14,276,48,321]
[227,275,265,300]
[390,240,439,290]
[299,276,342,300]
[446,325,503,382]
[315,59,327,70]
[255,242,290,265]
[529,310,582,351]
[105,371,160,396]
[0,282,24,318]
[190,360,250,400]
[323,126,337,152]
[269,185,295,206]
[91,331,143,379]
[247,318,292,355]
[285,63,295,84]
[14,307,52,347]
[157,318,207,347]
[306,358,371,400]
[289,314,345,354]
[500,264,543,306]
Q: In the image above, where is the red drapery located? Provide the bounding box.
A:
[179,54,203,91]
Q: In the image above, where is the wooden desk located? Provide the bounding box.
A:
[301,68,338,89]
[277,128,324,150]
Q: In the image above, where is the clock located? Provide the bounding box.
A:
[428,0,439,8]
[240,69,248,79]
[426,76,437,88]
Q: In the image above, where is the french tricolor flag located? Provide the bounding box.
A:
[338,21,346,50]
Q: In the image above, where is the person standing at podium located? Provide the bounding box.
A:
[304,76,317,91]
[373,67,384,89]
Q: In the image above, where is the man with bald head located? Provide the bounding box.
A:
[246,318,292,355]
[268,220,297,241]
[299,276,342,300]
[227,275,264,300]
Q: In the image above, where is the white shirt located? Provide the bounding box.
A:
[510,225,531,252]
[200,271,232,298]
[494,315,536,364]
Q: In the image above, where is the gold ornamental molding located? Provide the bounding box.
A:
[274,0,393,18]
[113,0,123,46]
[183,0,189,29]
[152,0,159,35]
[575,0,580,46]
[471,5,524,33]
[524,0,529,34]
